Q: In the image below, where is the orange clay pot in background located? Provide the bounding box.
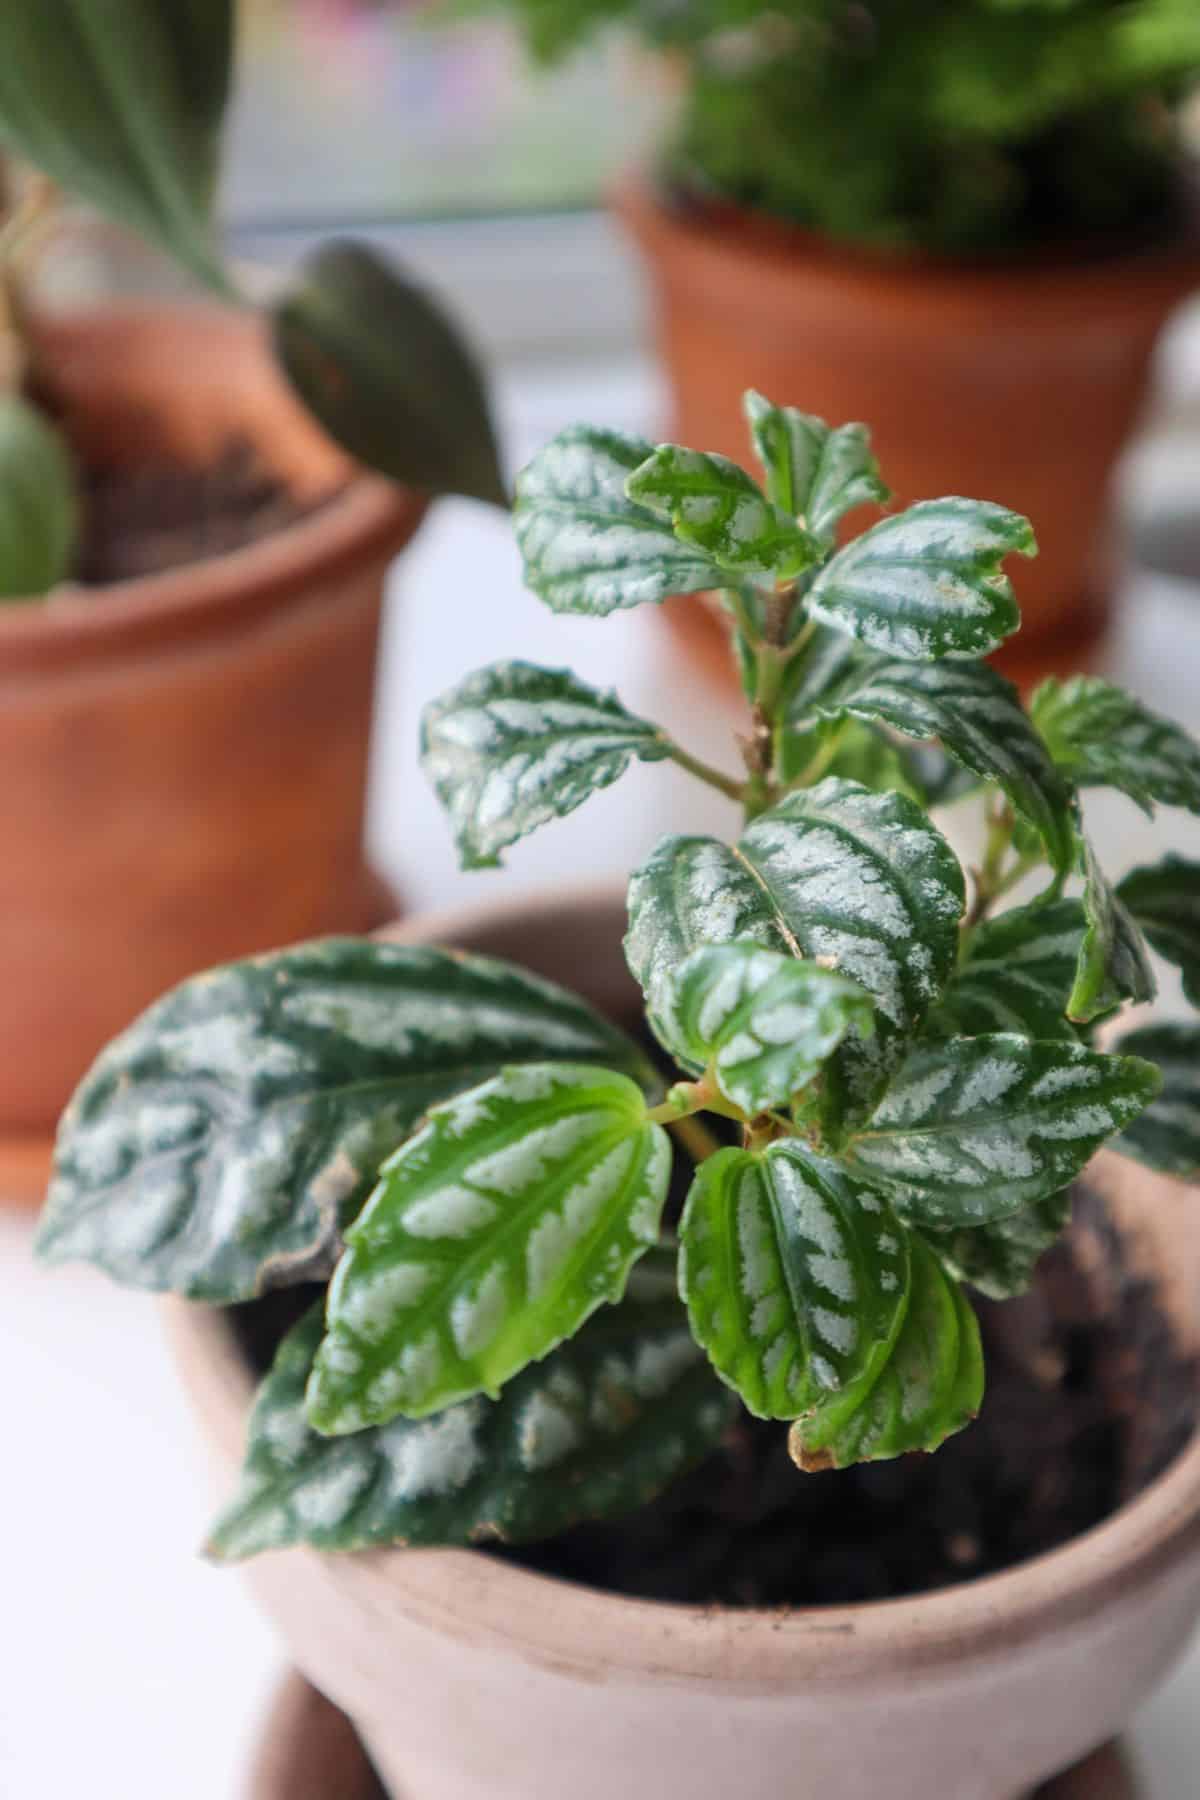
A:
[0,306,427,1205]
[616,179,1200,689]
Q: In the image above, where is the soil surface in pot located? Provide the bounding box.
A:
[230,1181,1197,1610]
[75,438,339,585]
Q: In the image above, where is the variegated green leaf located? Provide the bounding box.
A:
[626,779,965,1134]
[37,943,652,1301]
[806,498,1035,661]
[1032,677,1200,816]
[307,1064,671,1433]
[420,661,669,869]
[272,241,505,507]
[847,1034,1161,1225]
[0,395,78,600]
[513,426,723,615]
[659,942,874,1115]
[923,1187,1072,1301]
[1070,831,1157,1022]
[1114,1023,1200,1179]
[805,658,1074,873]
[929,899,1086,1041]
[679,1143,910,1421]
[902,743,982,809]
[0,1,233,288]
[209,1255,734,1560]
[791,1233,982,1469]
[778,621,864,717]
[625,444,814,579]
[1117,857,1200,1007]
[743,392,889,546]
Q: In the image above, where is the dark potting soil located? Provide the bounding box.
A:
[507,1186,1196,1606]
[229,1182,1197,1610]
[75,438,337,585]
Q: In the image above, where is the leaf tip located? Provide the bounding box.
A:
[787,1425,837,1474]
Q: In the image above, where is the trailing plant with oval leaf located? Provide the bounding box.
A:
[39,389,1200,1563]
[0,3,504,599]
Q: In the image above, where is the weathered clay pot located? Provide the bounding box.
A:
[616,180,1200,687]
[168,890,1200,1800]
[0,305,426,1204]
[245,1672,1137,1800]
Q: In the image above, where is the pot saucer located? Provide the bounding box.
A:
[247,1673,1138,1800]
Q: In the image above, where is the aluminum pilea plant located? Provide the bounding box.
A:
[39,392,1200,1560]
[0,3,502,598]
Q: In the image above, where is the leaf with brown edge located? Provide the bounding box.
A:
[790,1233,983,1469]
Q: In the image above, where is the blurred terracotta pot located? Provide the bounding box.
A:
[0,305,426,1204]
[616,180,1200,687]
[170,889,1200,1800]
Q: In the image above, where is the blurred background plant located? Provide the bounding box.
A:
[473,0,1200,254]
[0,1,503,602]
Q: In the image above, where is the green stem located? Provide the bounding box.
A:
[788,718,851,790]
[664,739,745,804]
[721,584,758,643]
[646,1077,744,1127]
[667,1113,725,1166]
[964,799,1016,929]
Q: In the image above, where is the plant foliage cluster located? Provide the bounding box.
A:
[482,0,1200,251]
[39,387,1200,1563]
[0,1,502,599]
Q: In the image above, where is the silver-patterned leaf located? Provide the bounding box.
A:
[778,621,864,718]
[929,899,1086,1041]
[805,658,1074,873]
[1114,1023,1200,1179]
[923,1186,1072,1300]
[744,392,889,545]
[208,1256,734,1560]
[37,943,653,1301]
[791,1233,983,1469]
[307,1064,671,1432]
[625,443,813,579]
[1116,857,1200,1007]
[513,426,722,615]
[658,942,875,1114]
[679,1143,910,1421]
[420,661,669,869]
[1033,676,1200,816]
[805,497,1035,661]
[626,778,965,1134]
[1070,831,1157,1023]
[848,1034,1161,1225]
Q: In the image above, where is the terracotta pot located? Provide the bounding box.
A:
[0,305,427,1203]
[246,1671,1137,1800]
[168,889,1200,1800]
[616,180,1200,686]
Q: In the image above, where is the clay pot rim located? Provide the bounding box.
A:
[0,303,429,675]
[614,172,1200,307]
[169,881,1200,1692]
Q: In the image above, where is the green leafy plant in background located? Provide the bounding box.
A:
[0,1,503,600]
[467,0,1200,253]
[38,389,1200,1560]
